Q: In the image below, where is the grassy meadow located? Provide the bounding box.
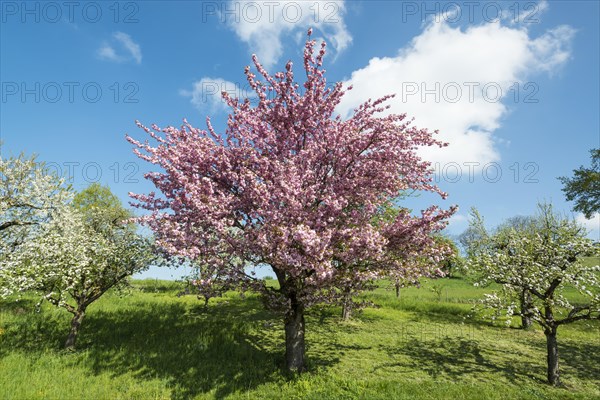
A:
[1,270,599,399]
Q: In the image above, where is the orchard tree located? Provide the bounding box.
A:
[338,236,453,319]
[433,236,461,277]
[458,224,483,257]
[337,203,454,320]
[127,30,456,372]
[337,269,378,321]
[0,184,158,349]
[463,211,538,329]
[375,205,453,299]
[497,215,539,329]
[559,148,599,219]
[189,261,234,307]
[466,204,600,386]
[388,253,448,300]
[0,150,71,253]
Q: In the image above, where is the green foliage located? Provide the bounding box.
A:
[559,148,600,219]
[73,182,132,232]
[429,282,446,302]
[72,183,123,212]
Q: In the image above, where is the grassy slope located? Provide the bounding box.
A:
[0,270,599,400]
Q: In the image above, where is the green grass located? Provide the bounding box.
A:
[1,275,598,399]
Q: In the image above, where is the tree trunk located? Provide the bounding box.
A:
[545,327,561,386]
[342,301,352,321]
[520,289,533,329]
[284,297,306,373]
[342,288,352,320]
[395,283,400,298]
[521,313,532,330]
[64,307,86,349]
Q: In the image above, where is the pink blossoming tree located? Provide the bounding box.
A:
[127,30,456,372]
[189,261,233,307]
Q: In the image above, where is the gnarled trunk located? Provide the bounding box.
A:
[520,289,533,329]
[395,283,401,299]
[64,306,86,349]
[545,327,560,386]
[284,296,306,372]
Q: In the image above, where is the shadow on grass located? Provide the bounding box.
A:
[559,340,600,381]
[0,299,70,355]
[524,337,600,383]
[0,297,38,315]
[81,299,286,399]
[377,333,600,386]
[1,296,344,399]
[376,337,542,384]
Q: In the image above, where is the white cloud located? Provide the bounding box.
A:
[528,25,575,74]
[447,213,468,233]
[181,77,254,114]
[225,0,352,68]
[97,32,142,64]
[576,213,600,239]
[336,13,574,169]
[113,32,142,64]
[97,44,119,62]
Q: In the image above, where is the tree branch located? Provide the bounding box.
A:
[0,220,36,231]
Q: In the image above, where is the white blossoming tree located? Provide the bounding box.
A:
[1,184,159,349]
[0,150,71,255]
[465,203,600,386]
[462,211,538,329]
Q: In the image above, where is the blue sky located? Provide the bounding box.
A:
[1,1,598,279]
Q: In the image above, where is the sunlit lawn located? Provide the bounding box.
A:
[1,266,599,399]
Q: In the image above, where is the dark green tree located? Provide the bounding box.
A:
[559,148,599,219]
